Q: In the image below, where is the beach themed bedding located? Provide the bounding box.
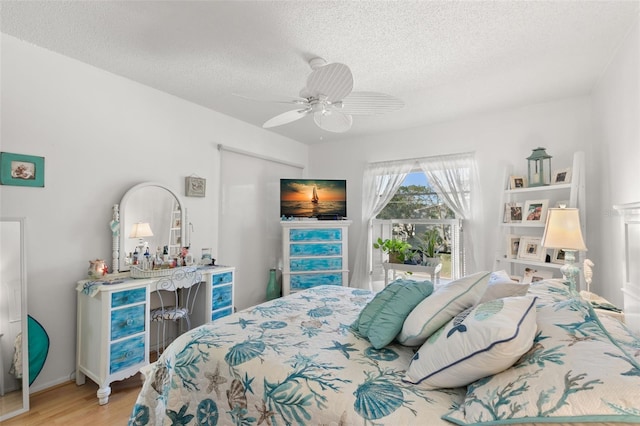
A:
[129,279,640,425]
[128,285,465,425]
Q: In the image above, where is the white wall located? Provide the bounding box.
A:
[308,97,598,291]
[0,35,308,391]
[592,14,640,306]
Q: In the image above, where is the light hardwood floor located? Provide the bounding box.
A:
[1,375,141,425]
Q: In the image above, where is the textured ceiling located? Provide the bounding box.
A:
[1,1,638,145]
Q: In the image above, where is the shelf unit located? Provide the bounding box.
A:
[168,201,181,257]
[494,151,586,288]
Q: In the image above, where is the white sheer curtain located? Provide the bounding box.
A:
[417,152,481,274]
[350,160,414,289]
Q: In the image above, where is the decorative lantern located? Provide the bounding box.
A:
[527,147,552,187]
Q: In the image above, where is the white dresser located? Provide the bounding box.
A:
[281,220,351,295]
[75,265,235,405]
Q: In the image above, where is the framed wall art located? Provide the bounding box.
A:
[185,176,206,197]
[551,168,572,185]
[0,152,45,187]
[523,199,549,223]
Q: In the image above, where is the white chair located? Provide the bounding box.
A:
[151,267,202,354]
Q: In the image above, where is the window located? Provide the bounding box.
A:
[371,172,464,283]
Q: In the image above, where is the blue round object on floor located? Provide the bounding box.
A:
[28,315,49,386]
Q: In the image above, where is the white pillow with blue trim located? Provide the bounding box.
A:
[397,271,490,346]
[404,295,537,389]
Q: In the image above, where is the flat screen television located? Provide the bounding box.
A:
[280,179,347,219]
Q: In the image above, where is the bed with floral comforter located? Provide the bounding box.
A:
[128,280,640,425]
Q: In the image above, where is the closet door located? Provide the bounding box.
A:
[0,218,29,421]
[219,148,303,310]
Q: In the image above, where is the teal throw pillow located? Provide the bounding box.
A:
[357,279,434,349]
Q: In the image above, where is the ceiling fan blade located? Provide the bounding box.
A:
[313,110,353,133]
[339,91,404,115]
[233,92,308,106]
[306,63,354,102]
[263,108,311,128]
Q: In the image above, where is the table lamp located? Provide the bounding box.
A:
[129,222,154,254]
[540,208,587,293]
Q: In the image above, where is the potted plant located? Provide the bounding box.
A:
[373,237,412,264]
[415,228,443,265]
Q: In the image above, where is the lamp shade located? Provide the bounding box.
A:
[540,208,587,251]
[129,222,154,239]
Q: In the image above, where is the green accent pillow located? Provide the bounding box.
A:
[356,279,434,349]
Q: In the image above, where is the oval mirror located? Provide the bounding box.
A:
[116,182,186,272]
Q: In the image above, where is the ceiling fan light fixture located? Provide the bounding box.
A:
[246,57,403,133]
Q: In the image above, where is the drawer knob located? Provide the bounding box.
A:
[125,319,133,326]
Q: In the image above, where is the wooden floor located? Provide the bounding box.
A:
[1,375,142,425]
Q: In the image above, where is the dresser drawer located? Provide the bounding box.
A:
[290,273,343,290]
[212,307,233,321]
[110,305,146,340]
[111,287,146,308]
[212,283,232,310]
[290,258,342,272]
[212,271,233,286]
[290,243,342,257]
[289,228,342,242]
[109,334,145,374]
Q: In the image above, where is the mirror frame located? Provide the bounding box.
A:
[115,182,186,272]
[0,217,29,421]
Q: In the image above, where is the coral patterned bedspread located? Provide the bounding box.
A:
[128,285,464,425]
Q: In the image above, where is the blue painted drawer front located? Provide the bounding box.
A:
[290,273,343,290]
[290,243,342,257]
[110,305,146,340]
[212,271,233,286]
[289,228,342,242]
[211,307,233,321]
[110,334,145,374]
[212,284,232,310]
[111,287,146,308]
[290,258,342,272]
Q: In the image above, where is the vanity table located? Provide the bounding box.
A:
[75,265,234,405]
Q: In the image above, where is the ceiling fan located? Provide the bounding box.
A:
[240,57,404,133]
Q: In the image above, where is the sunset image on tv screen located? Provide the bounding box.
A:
[280,179,346,218]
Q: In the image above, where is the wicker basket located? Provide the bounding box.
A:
[130,266,176,279]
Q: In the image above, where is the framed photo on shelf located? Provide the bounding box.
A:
[551,248,566,264]
[551,168,572,185]
[522,199,549,223]
[517,236,546,262]
[522,267,554,284]
[509,176,527,190]
[506,234,521,259]
[503,202,523,223]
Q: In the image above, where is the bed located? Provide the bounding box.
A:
[128,268,640,425]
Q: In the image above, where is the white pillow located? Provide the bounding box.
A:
[404,295,537,389]
[397,271,490,346]
[489,269,513,283]
[478,280,529,304]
